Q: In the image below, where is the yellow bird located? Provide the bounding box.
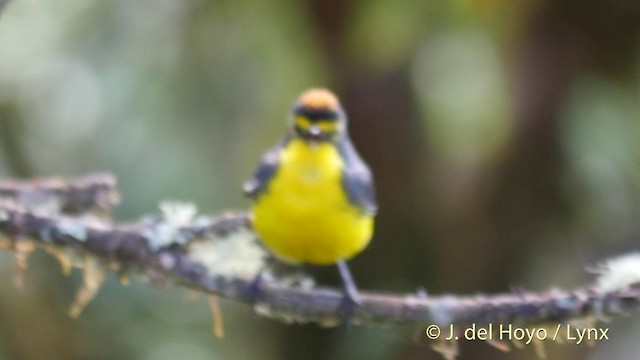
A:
[244,88,377,304]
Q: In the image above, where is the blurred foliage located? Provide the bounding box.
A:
[0,0,639,359]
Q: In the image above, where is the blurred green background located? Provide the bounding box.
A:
[0,0,639,359]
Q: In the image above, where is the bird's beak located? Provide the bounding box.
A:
[309,125,321,136]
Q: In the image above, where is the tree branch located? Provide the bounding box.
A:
[0,173,119,214]
[0,174,639,336]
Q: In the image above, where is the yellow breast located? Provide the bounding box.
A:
[252,139,373,265]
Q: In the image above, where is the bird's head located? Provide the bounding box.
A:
[290,88,346,143]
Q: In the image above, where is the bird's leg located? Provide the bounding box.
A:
[245,270,266,300]
[336,260,362,307]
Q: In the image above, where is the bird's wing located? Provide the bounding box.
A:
[338,137,378,216]
[243,136,290,199]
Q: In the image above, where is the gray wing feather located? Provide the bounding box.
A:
[243,136,289,199]
[338,137,378,215]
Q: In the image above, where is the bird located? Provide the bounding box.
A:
[244,88,377,305]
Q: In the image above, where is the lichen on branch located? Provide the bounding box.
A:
[0,174,639,359]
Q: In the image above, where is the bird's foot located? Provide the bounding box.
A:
[335,260,362,320]
[337,282,363,320]
[245,270,267,300]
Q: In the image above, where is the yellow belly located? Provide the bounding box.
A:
[252,139,373,265]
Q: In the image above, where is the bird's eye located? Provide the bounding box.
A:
[294,116,343,137]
